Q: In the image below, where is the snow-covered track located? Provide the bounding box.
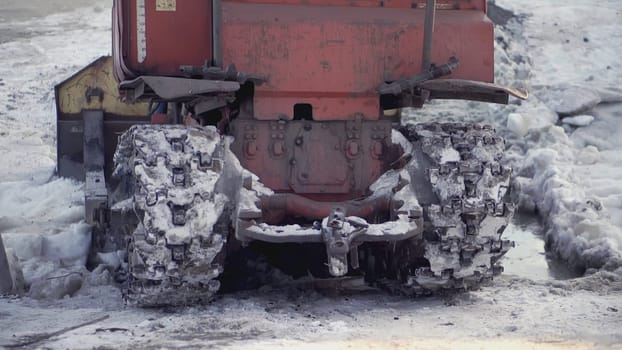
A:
[375,123,514,295]
[113,125,230,306]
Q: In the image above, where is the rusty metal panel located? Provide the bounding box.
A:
[221,3,494,120]
[230,119,395,200]
[123,0,213,76]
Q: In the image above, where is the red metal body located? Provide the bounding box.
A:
[222,0,493,120]
[116,0,497,205]
[120,0,493,120]
[123,0,213,76]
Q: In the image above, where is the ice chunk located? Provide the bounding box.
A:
[93,251,124,271]
[41,223,91,267]
[562,115,594,127]
[7,248,25,295]
[2,233,44,262]
[28,268,85,300]
[536,85,601,116]
[0,246,25,296]
[507,113,530,136]
[3,224,91,286]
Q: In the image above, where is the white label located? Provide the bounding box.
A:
[156,0,176,11]
[136,0,147,63]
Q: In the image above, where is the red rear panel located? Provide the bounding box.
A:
[116,0,494,120]
[123,0,213,76]
[222,1,494,120]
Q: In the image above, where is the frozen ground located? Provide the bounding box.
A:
[1,0,622,349]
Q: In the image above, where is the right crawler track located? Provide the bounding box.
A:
[375,123,515,295]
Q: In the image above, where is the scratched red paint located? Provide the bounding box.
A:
[221,1,493,120]
[121,0,493,120]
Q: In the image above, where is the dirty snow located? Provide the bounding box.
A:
[0,0,622,349]
[495,0,622,275]
[0,1,108,299]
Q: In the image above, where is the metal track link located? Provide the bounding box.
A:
[114,125,228,307]
[388,122,514,295]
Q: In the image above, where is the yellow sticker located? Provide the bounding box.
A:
[156,0,176,11]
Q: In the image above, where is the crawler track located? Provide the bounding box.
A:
[113,125,229,306]
[375,123,514,295]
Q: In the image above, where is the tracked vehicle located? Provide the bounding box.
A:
[56,0,527,306]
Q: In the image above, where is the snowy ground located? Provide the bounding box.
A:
[1,0,622,349]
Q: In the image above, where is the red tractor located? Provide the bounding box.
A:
[55,0,526,306]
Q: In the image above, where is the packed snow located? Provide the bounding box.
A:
[495,0,622,276]
[1,0,622,348]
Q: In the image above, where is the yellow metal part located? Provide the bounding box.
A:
[56,56,149,116]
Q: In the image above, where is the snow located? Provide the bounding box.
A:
[562,115,594,127]
[509,125,622,273]
[491,0,622,275]
[0,0,622,348]
[0,1,109,300]
[506,112,529,136]
[390,128,413,155]
[536,85,603,116]
[0,178,91,287]
[1,277,621,349]
[440,147,461,163]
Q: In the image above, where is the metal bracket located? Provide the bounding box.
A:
[419,79,529,103]
[321,207,368,277]
[85,87,104,104]
[83,110,108,227]
[119,76,240,101]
